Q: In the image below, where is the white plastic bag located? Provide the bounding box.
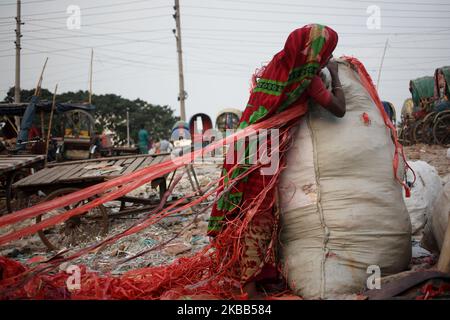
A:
[403,161,442,234]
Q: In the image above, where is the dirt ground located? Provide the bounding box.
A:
[403,144,450,179]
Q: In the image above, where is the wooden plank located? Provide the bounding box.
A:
[107,159,118,166]
[11,169,40,186]
[122,157,136,165]
[25,166,62,185]
[101,158,127,176]
[117,158,137,174]
[0,155,44,162]
[0,158,39,163]
[0,156,44,174]
[0,155,43,158]
[17,159,74,186]
[40,164,83,185]
[7,155,44,163]
[118,160,132,174]
[79,160,111,178]
[48,163,86,183]
[14,165,58,185]
[112,158,127,167]
[67,159,123,180]
[135,156,155,171]
[127,155,169,174]
[121,157,146,175]
[0,162,20,167]
[14,166,60,187]
[152,154,170,165]
[45,163,81,184]
[0,159,29,163]
[46,153,168,167]
[61,163,93,180]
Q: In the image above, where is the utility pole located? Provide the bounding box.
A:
[126,108,130,147]
[173,0,186,121]
[15,0,22,104]
[89,48,93,104]
[376,38,389,90]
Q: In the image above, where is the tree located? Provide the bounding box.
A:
[3,88,179,145]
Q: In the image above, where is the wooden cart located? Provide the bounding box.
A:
[12,153,202,250]
[0,154,45,214]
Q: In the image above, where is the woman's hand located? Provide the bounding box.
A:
[324,60,346,118]
[327,60,339,75]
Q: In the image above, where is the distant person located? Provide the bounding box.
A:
[138,125,150,154]
[90,130,102,149]
[158,139,173,153]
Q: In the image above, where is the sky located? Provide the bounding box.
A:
[0,0,449,123]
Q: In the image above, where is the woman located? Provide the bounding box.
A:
[208,24,346,297]
[138,125,150,154]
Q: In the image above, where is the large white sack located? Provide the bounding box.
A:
[279,60,412,299]
[422,181,450,253]
[403,161,442,234]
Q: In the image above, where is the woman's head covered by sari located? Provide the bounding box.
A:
[283,23,338,69]
[246,24,338,117]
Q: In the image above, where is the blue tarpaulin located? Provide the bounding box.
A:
[0,101,95,116]
[16,96,39,148]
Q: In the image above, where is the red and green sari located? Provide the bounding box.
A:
[208,24,338,283]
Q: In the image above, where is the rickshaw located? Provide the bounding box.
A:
[215,108,242,133]
[431,66,450,146]
[55,104,97,161]
[381,101,396,125]
[189,113,213,149]
[171,120,191,148]
[407,76,435,145]
[398,98,415,146]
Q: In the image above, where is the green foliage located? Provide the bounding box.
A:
[3,87,179,145]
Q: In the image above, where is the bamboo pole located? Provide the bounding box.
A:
[44,84,58,166]
[34,57,48,96]
[4,116,18,135]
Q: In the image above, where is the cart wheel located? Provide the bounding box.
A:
[433,113,450,147]
[6,170,29,213]
[422,117,436,145]
[397,127,407,146]
[399,125,413,146]
[36,187,109,251]
[405,124,415,146]
[412,121,424,144]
